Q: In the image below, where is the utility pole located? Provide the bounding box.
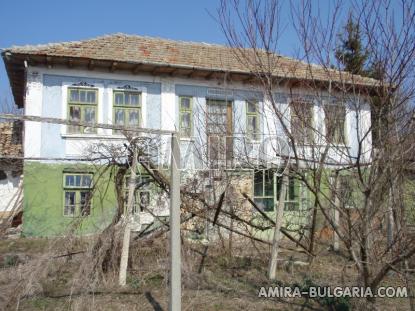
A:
[119,146,138,286]
[169,133,181,311]
[333,172,340,251]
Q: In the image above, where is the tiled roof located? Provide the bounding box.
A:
[4,33,377,85]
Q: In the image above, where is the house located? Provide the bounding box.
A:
[1,34,374,237]
[0,121,23,220]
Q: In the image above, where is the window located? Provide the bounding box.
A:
[246,101,260,140]
[338,175,353,209]
[179,97,192,138]
[124,174,151,214]
[277,174,300,211]
[254,169,275,212]
[63,173,93,216]
[324,104,346,144]
[206,99,233,168]
[67,88,98,134]
[253,169,300,212]
[290,100,314,144]
[113,90,141,134]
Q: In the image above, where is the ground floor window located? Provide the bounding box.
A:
[253,169,300,212]
[63,173,93,216]
[124,173,151,214]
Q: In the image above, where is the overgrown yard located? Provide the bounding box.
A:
[0,236,412,310]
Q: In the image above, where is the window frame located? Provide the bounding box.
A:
[67,87,98,134]
[179,96,193,138]
[62,173,93,217]
[253,169,301,212]
[112,90,142,134]
[246,100,260,141]
[253,169,275,212]
[324,103,348,145]
[290,99,314,145]
[123,173,152,214]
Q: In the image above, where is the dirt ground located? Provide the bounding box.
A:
[0,236,412,311]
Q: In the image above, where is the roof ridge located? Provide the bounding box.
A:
[3,33,233,52]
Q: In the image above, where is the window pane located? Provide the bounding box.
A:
[114,93,124,106]
[65,175,74,187]
[70,89,79,102]
[82,175,92,188]
[69,106,81,121]
[325,105,346,143]
[130,94,139,106]
[68,106,81,133]
[254,170,263,196]
[288,178,297,201]
[83,107,96,133]
[264,170,274,196]
[140,191,150,211]
[87,91,96,103]
[80,191,91,216]
[84,107,96,123]
[124,93,131,105]
[65,191,76,205]
[181,113,190,129]
[74,175,81,187]
[254,198,274,212]
[248,116,258,133]
[79,90,86,103]
[247,101,257,113]
[128,110,139,126]
[114,109,125,125]
[181,97,191,110]
[64,191,76,216]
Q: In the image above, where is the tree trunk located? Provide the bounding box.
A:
[119,147,138,286]
[268,171,288,280]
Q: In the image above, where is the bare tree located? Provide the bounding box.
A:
[218,0,415,307]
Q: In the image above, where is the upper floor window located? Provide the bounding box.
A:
[246,101,260,140]
[113,90,141,134]
[63,173,93,217]
[324,104,347,144]
[179,97,192,138]
[290,100,314,145]
[67,88,98,134]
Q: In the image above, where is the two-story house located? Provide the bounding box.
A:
[1,34,374,237]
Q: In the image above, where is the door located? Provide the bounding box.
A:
[206,99,233,169]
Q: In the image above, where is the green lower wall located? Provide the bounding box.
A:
[23,162,117,237]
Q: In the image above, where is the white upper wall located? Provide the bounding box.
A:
[23,65,372,167]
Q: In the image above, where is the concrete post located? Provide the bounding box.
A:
[169,134,181,311]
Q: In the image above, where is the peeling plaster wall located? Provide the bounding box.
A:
[0,171,21,216]
[20,65,373,236]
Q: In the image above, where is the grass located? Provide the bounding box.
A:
[0,237,412,310]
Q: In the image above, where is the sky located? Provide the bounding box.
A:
[0,0,400,108]
[0,0,303,107]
